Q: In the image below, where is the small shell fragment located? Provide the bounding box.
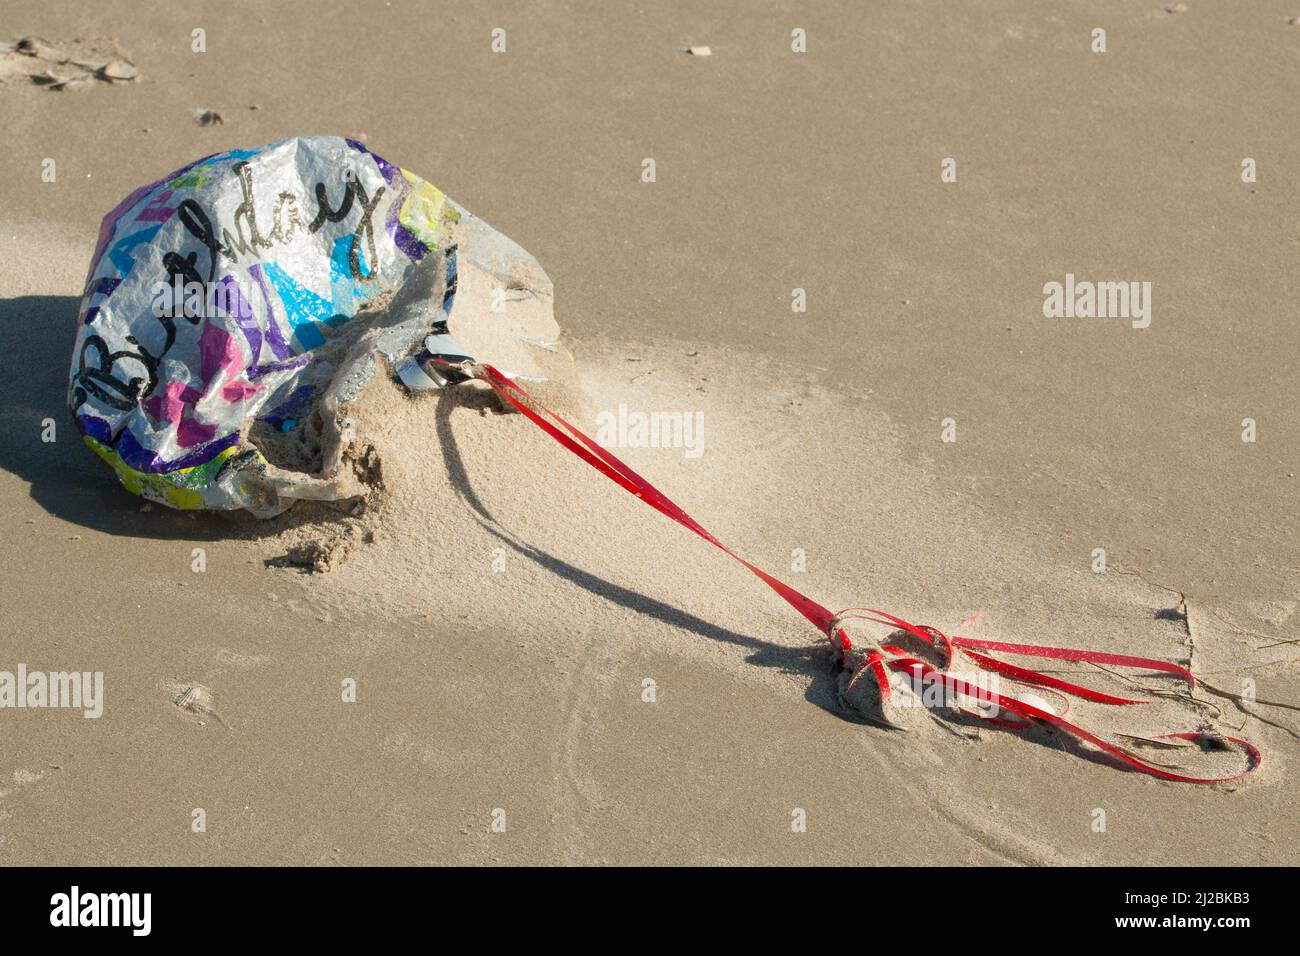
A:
[100,58,139,81]
[164,680,222,726]
[1012,692,1056,716]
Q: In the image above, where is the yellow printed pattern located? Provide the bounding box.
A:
[398,170,462,252]
[84,435,243,510]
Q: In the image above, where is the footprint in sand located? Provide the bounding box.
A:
[0,37,139,90]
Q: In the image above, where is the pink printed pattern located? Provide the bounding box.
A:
[142,321,263,447]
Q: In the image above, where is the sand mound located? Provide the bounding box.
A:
[235,333,1265,783]
[241,243,583,533]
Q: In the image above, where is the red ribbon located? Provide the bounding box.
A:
[453,361,1260,783]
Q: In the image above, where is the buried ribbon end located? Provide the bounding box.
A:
[830,607,1261,782]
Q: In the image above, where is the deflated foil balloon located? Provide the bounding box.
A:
[68,136,559,515]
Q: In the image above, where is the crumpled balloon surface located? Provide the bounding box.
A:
[68,135,542,513]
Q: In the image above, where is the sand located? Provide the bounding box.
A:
[0,0,1296,865]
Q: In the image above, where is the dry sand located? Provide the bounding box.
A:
[0,0,1296,865]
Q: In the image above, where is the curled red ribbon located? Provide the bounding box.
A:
[450,361,1260,783]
